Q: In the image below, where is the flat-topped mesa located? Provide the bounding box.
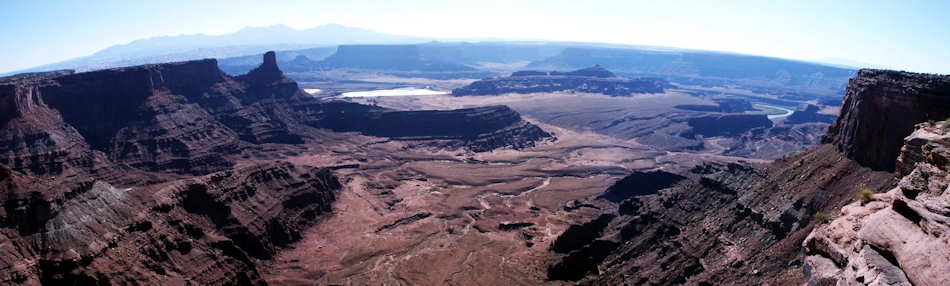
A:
[453,66,669,96]
[823,69,950,171]
[0,70,74,85]
[308,103,552,152]
[551,65,615,78]
[510,65,616,78]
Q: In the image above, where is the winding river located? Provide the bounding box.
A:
[753,104,795,119]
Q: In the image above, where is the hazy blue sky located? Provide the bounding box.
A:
[2,0,948,74]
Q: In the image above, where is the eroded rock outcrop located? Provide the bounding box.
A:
[804,122,950,286]
[824,69,950,171]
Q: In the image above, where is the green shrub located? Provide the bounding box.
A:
[859,188,872,204]
[813,212,829,224]
[426,185,452,193]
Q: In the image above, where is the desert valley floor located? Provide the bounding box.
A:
[259,116,759,284]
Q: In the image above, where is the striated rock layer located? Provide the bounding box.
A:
[804,122,950,286]
[824,69,950,171]
[0,162,341,285]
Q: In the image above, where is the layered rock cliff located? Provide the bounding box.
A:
[800,72,950,285]
[823,69,950,171]
[0,55,294,178]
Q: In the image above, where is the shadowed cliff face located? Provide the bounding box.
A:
[824,69,950,171]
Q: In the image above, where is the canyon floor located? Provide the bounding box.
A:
[248,117,763,285]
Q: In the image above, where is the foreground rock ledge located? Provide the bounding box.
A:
[804,122,950,286]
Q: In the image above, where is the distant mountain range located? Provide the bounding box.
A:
[6,24,431,74]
